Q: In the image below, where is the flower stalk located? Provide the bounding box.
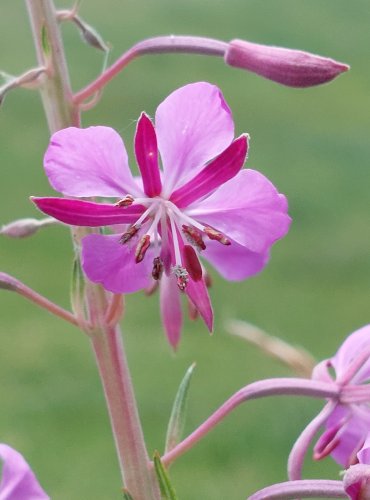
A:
[25,1,159,498]
[161,377,338,466]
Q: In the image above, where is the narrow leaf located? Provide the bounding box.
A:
[153,451,178,500]
[122,489,134,500]
[70,252,86,319]
[165,363,196,453]
[41,25,51,55]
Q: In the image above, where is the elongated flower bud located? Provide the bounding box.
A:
[1,217,55,238]
[225,39,349,87]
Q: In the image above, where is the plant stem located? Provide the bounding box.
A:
[25,1,159,497]
[161,378,338,466]
[74,35,228,105]
[248,479,346,499]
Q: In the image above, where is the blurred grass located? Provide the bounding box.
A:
[1,1,370,498]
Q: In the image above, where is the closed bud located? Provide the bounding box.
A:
[225,39,349,88]
[1,217,54,238]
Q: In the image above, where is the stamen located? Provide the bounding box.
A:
[182,224,206,251]
[182,244,202,282]
[173,265,189,291]
[120,225,140,243]
[115,194,134,207]
[204,226,231,245]
[152,257,164,280]
[135,235,151,263]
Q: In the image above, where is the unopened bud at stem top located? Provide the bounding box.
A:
[225,39,349,88]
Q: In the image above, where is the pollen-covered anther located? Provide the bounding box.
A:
[173,265,189,291]
[115,194,135,207]
[204,226,231,245]
[182,224,206,251]
[120,224,140,244]
[135,234,151,263]
[152,257,164,281]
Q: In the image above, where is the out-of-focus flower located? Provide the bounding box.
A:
[312,325,370,468]
[344,434,370,500]
[0,444,49,500]
[225,39,349,88]
[33,82,291,348]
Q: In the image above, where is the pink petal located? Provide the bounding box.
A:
[32,197,144,227]
[331,325,370,383]
[44,126,142,197]
[202,237,269,281]
[160,273,183,349]
[344,464,370,500]
[0,444,49,500]
[186,276,213,332]
[358,434,370,465]
[155,82,234,194]
[324,405,370,467]
[134,113,162,197]
[81,234,153,293]
[187,169,291,253]
[170,135,248,208]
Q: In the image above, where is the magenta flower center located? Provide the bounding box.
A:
[117,193,229,291]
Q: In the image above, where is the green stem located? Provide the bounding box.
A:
[25,1,159,498]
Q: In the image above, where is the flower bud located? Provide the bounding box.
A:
[1,217,54,238]
[225,39,349,88]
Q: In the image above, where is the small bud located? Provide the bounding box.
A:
[1,217,54,238]
[225,39,349,88]
[0,67,46,105]
[73,15,109,52]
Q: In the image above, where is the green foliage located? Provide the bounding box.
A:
[153,452,178,500]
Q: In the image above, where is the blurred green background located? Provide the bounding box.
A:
[1,1,370,498]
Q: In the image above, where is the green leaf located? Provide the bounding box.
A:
[153,451,178,500]
[122,489,134,500]
[70,252,85,318]
[165,363,196,453]
[41,25,51,55]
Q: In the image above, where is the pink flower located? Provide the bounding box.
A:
[312,325,370,468]
[33,82,291,348]
[0,444,49,499]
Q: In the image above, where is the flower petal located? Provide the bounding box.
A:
[202,237,269,281]
[0,444,49,499]
[324,405,370,467]
[187,169,291,253]
[160,273,183,349]
[155,82,234,194]
[44,126,142,197]
[32,197,144,227]
[81,234,153,293]
[331,325,370,383]
[170,135,248,208]
[186,276,213,332]
[344,464,370,500]
[134,113,162,197]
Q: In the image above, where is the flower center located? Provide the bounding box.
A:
[116,195,230,291]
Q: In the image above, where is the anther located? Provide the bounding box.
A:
[204,226,231,245]
[182,224,206,251]
[120,225,140,244]
[135,235,151,263]
[182,244,202,282]
[173,265,189,291]
[152,257,164,281]
[115,194,134,207]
